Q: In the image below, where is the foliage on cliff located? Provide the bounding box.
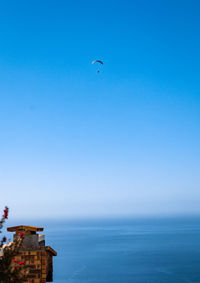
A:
[0,206,28,283]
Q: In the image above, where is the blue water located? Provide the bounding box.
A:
[6,217,200,282]
[36,217,200,283]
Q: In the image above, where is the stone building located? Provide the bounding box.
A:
[7,225,57,283]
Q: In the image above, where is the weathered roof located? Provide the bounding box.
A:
[7,225,44,232]
[46,246,57,256]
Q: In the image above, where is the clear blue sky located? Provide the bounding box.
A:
[0,0,200,219]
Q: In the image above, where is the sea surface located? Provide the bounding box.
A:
[7,217,200,283]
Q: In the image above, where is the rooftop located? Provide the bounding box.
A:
[7,225,44,232]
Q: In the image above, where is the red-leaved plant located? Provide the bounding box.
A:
[0,206,28,282]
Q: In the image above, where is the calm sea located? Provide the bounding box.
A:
[7,217,200,283]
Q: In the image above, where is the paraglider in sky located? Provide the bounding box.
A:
[92,60,104,73]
